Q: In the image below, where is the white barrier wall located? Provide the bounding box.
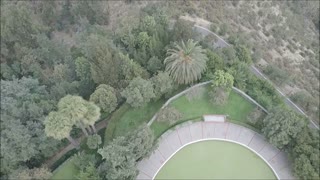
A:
[203,115,226,122]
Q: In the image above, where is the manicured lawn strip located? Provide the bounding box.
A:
[51,158,78,180]
[113,99,165,138]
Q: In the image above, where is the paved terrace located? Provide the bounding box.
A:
[137,121,295,180]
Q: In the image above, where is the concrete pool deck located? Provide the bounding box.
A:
[137,121,295,180]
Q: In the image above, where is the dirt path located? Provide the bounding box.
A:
[43,120,108,169]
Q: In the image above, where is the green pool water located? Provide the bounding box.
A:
[155,140,277,179]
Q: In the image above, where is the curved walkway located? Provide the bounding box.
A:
[137,121,295,180]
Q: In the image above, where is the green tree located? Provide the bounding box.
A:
[82,35,121,87]
[1,77,58,176]
[76,163,101,180]
[98,125,153,179]
[164,39,208,84]
[121,77,155,107]
[151,71,174,100]
[44,111,78,147]
[262,107,306,149]
[87,134,102,149]
[75,56,91,81]
[119,53,149,87]
[10,167,52,180]
[37,1,58,27]
[127,124,155,161]
[90,84,117,113]
[293,155,319,179]
[227,62,251,90]
[83,102,101,134]
[98,137,138,180]
[72,152,97,171]
[57,95,89,135]
[139,15,156,35]
[218,47,238,66]
[71,1,109,25]
[57,0,74,30]
[203,50,225,80]
[1,2,44,48]
[136,32,150,48]
[147,56,164,74]
[58,95,101,135]
[171,19,196,42]
[290,128,319,179]
[211,70,234,90]
[75,56,95,98]
[209,70,234,105]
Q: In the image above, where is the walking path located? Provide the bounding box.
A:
[43,119,108,168]
[137,121,295,180]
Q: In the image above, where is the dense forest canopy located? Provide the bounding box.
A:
[0,1,319,180]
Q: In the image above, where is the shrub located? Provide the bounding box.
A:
[263,65,290,86]
[90,84,118,113]
[86,134,102,149]
[121,77,155,108]
[186,86,205,101]
[210,23,218,33]
[235,45,252,64]
[156,107,183,125]
[247,107,263,124]
[208,87,229,105]
[219,23,228,36]
[72,152,97,171]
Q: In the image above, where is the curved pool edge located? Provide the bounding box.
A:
[136,121,294,180]
[152,139,279,180]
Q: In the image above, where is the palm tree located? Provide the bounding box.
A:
[164,39,207,84]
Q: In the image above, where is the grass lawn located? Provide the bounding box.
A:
[155,140,276,179]
[151,85,257,138]
[113,99,165,137]
[104,99,165,144]
[51,159,78,180]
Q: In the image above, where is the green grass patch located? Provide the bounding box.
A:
[151,85,258,137]
[51,158,78,180]
[104,99,165,144]
[113,99,165,138]
[104,104,130,145]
